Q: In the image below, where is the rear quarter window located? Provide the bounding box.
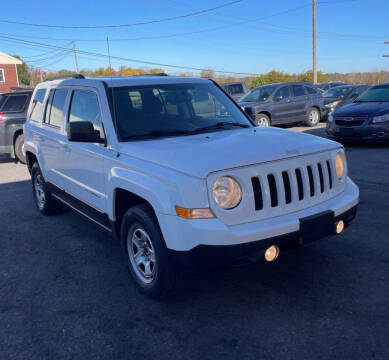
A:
[305,86,317,95]
[1,94,29,112]
[30,89,47,122]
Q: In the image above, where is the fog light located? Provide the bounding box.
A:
[335,220,344,234]
[264,245,279,262]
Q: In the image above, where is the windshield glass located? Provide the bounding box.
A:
[355,86,389,102]
[324,86,353,98]
[113,82,252,140]
[239,85,277,102]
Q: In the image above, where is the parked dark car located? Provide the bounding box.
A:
[322,85,370,120]
[317,82,345,92]
[220,82,248,101]
[326,83,389,141]
[0,90,33,163]
[238,82,324,127]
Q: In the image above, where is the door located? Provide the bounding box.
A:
[290,85,308,121]
[61,88,108,212]
[270,86,294,124]
[39,88,69,188]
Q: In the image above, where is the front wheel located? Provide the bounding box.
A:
[304,107,320,127]
[121,204,183,298]
[255,113,271,127]
[14,134,26,164]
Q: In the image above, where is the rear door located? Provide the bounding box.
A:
[291,85,308,120]
[270,85,294,124]
[39,88,70,189]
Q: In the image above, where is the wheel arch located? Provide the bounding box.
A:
[256,111,272,121]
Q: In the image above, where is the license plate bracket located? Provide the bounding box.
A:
[339,127,354,136]
[299,210,335,244]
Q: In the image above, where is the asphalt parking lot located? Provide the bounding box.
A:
[1,124,389,360]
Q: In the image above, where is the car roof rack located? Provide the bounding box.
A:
[44,74,85,82]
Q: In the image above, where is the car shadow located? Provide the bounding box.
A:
[0,154,15,164]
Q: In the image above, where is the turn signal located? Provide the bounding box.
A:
[0,112,4,122]
[175,206,214,219]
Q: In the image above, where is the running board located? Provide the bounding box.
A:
[47,183,112,232]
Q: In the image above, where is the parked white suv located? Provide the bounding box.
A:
[24,74,359,298]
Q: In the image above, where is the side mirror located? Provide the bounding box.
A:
[242,106,255,120]
[273,95,283,102]
[66,121,103,143]
[350,93,359,98]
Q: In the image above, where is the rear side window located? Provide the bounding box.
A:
[229,84,244,95]
[1,94,29,112]
[305,86,317,95]
[44,89,68,128]
[291,85,306,97]
[30,89,46,121]
[273,86,290,99]
[69,90,103,135]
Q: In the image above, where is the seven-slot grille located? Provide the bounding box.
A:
[251,160,334,212]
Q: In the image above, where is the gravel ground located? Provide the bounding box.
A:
[1,124,388,360]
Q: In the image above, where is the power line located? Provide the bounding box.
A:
[0,34,261,76]
[0,0,242,29]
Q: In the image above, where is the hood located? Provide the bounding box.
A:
[334,101,389,117]
[118,127,340,178]
[324,96,340,105]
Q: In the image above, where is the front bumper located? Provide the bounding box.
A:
[158,178,359,254]
[326,120,389,142]
[169,205,357,268]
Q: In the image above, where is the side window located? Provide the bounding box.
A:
[273,86,290,100]
[305,86,317,95]
[44,89,68,128]
[1,94,29,112]
[30,89,46,121]
[230,84,244,95]
[292,85,306,97]
[69,90,103,136]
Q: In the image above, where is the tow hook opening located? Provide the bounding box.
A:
[264,245,279,262]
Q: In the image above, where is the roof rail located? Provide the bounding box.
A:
[132,73,168,77]
[44,74,85,82]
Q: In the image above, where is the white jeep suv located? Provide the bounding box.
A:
[24,74,359,298]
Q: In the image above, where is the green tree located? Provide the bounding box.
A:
[13,55,31,86]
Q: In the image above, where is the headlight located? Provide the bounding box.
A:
[372,113,389,123]
[335,152,345,179]
[325,100,341,109]
[213,176,242,209]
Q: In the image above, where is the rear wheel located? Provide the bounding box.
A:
[31,162,62,215]
[121,204,183,298]
[14,134,26,164]
[304,107,320,127]
[255,113,270,127]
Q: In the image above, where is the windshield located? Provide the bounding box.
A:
[239,85,277,103]
[324,86,353,98]
[113,82,252,140]
[355,86,389,102]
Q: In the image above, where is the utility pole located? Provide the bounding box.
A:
[73,40,80,73]
[312,0,317,84]
[384,41,389,58]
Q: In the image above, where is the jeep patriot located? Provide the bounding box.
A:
[24,74,359,298]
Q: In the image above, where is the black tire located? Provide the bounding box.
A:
[14,134,26,164]
[304,107,320,127]
[31,162,62,215]
[121,203,183,298]
[254,113,271,127]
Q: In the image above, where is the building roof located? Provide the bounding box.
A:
[0,52,22,65]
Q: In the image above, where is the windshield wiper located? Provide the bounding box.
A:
[194,122,250,133]
[122,129,194,141]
